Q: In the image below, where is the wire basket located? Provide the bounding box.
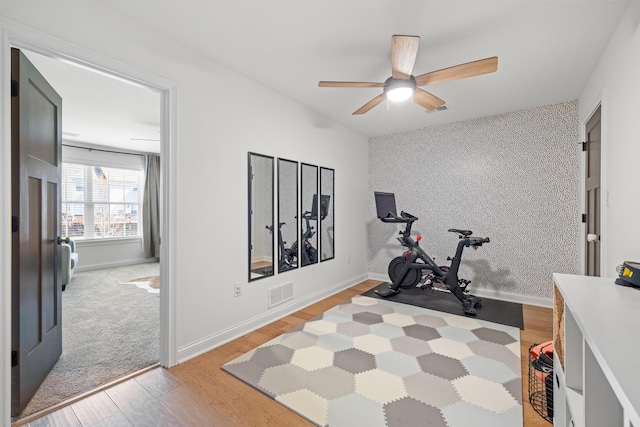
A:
[528,343,553,424]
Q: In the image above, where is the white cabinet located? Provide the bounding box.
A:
[553,273,640,427]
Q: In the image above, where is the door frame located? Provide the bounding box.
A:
[1,21,178,423]
[579,94,607,276]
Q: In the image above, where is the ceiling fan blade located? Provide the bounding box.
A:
[318,81,385,88]
[415,56,498,86]
[413,88,445,111]
[353,93,386,115]
[391,35,420,79]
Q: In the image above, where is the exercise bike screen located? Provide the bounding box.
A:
[374,191,397,219]
[311,194,331,220]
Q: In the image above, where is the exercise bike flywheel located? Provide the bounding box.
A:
[388,256,423,289]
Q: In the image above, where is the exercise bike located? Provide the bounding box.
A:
[299,211,318,266]
[271,212,317,268]
[271,194,330,269]
[374,191,490,316]
[268,222,298,272]
[299,194,331,266]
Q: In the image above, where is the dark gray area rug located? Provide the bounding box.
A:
[362,283,524,329]
[18,262,160,419]
[223,296,523,427]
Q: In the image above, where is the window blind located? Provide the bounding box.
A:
[61,163,143,239]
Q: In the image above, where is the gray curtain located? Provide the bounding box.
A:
[143,154,161,259]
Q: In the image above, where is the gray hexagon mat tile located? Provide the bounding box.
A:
[222,296,522,427]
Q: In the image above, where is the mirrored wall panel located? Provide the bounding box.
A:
[300,163,319,267]
[248,152,274,281]
[277,158,298,273]
[320,167,335,262]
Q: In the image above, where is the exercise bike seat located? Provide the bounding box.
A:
[448,228,473,237]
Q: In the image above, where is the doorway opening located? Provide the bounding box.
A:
[584,105,601,276]
[10,46,171,422]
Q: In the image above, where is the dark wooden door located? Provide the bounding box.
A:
[585,106,601,276]
[11,48,63,417]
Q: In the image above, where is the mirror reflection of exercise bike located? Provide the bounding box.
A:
[273,194,330,270]
[374,191,489,316]
[269,222,297,272]
[300,211,319,267]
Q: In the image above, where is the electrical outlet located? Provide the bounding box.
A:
[347,254,351,263]
[234,282,242,297]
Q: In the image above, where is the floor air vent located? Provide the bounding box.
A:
[268,282,294,309]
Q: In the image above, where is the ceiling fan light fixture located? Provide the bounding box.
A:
[385,76,417,102]
[387,87,414,102]
[318,35,498,115]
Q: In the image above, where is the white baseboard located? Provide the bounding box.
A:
[470,288,552,308]
[76,258,158,272]
[173,270,553,365]
[177,273,369,364]
[368,273,389,283]
[367,273,553,308]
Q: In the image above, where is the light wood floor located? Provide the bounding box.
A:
[19,280,553,427]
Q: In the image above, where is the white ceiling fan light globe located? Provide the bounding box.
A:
[384,77,417,103]
[386,86,414,102]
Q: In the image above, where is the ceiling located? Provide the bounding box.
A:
[23,51,162,154]
[26,1,630,148]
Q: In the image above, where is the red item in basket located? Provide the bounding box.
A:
[530,341,554,381]
[530,341,553,359]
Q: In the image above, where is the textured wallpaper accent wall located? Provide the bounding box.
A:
[368,101,580,299]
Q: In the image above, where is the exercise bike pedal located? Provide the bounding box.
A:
[419,282,433,291]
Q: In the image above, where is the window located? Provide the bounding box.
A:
[61,163,143,239]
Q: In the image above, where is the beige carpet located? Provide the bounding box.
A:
[17,262,160,420]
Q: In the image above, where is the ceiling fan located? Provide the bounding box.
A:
[318,35,498,115]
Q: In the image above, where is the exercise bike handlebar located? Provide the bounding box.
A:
[379,210,418,224]
[379,210,490,247]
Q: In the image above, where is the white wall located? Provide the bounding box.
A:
[579,1,640,276]
[74,238,150,271]
[0,2,369,421]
